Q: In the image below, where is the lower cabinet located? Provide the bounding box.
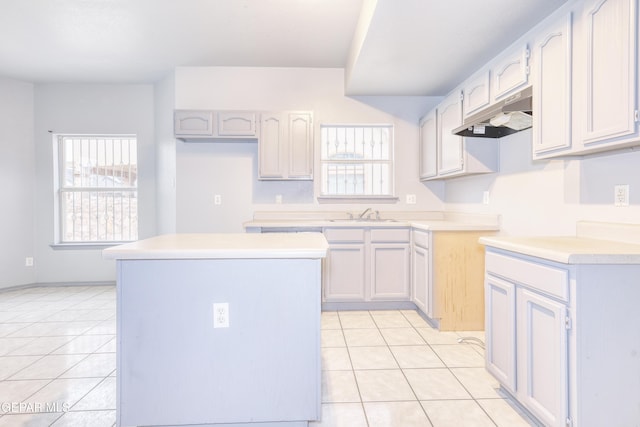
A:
[484,248,640,427]
[411,229,431,316]
[323,227,410,302]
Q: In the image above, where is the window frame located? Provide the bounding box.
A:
[318,124,397,203]
[52,134,139,248]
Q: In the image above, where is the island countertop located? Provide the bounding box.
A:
[102,232,328,260]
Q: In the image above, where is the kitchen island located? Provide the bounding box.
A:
[103,233,328,427]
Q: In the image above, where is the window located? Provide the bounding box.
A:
[320,124,394,197]
[54,135,138,244]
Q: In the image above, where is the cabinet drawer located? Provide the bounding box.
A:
[485,252,568,301]
[412,230,429,248]
[370,228,410,243]
[323,228,365,243]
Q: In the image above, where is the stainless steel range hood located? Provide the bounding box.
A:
[453,86,532,138]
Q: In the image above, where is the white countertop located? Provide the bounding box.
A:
[243,219,499,231]
[480,222,640,264]
[102,233,329,260]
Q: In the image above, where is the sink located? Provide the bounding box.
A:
[328,218,398,222]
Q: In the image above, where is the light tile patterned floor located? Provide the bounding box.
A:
[0,285,116,427]
[0,286,538,427]
[315,310,539,427]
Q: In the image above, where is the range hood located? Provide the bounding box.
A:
[453,86,533,138]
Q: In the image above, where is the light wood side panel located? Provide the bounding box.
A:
[432,231,495,331]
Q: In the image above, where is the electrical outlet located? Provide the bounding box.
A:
[275,194,283,204]
[25,257,34,267]
[483,191,490,205]
[214,195,222,205]
[213,303,229,328]
[614,185,629,207]
[406,194,417,204]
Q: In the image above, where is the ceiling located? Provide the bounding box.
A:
[0,0,567,95]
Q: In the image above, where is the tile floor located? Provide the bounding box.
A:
[315,310,539,427]
[0,285,538,427]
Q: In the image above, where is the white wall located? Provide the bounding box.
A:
[445,130,640,236]
[155,73,177,234]
[33,84,156,283]
[0,77,35,289]
[174,67,443,232]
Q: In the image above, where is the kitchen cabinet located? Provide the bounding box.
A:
[323,228,366,301]
[463,70,491,118]
[370,229,411,300]
[259,111,313,180]
[532,12,573,158]
[411,229,431,316]
[174,110,214,138]
[491,45,530,101]
[216,111,258,137]
[322,227,410,303]
[581,0,639,150]
[484,251,570,427]
[174,110,259,140]
[438,90,465,175]
[419,92,499,181]
[418,110,437,180]
[483,242,640,427]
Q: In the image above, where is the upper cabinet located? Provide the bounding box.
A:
[174,110,259,140]
[216,111,258,137]
[463,70,491,118]
[418,91,499,181]
[419,110,438,180]
[581,0,639,150]
[532,12,573,158]
[438,91,465,176]
[492,45,530,101]
[259,111,313,180]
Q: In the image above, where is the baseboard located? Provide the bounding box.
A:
[0,281,116,293]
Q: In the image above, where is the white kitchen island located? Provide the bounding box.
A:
[103,233,328,427]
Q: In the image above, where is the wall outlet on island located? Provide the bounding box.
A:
[213,303,229,328]
[483,191,490,205]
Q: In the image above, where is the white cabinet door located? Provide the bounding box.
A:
[174,110,214,137]
[216,111,258,137]
[259,112,285,179]
[437,91,464,176]
[288,112,314,179]
[463,70,491,117]
[412,244,430,315]
[583,0,638,146]
[484,274,516,393]
[419,110,438,180]
[259,111,314,180]
[323,244,366,301]
[516,288,569,427]
[370,243,411,300]
[533,13,573,157]
[492,45,530,101]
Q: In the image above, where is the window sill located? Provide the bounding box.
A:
[50,242,131,250]
[317,196,399,204]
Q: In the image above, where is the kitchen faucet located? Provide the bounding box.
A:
[358,207,373,219]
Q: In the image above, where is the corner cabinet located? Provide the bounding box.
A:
[259,111,313,180]
[174,110,258,140]
[483,247,640,427]
[581,0,639,150]
[419,91,498,181]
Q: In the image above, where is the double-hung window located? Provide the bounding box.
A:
[54,135,138,244]
[320,124,394,197]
